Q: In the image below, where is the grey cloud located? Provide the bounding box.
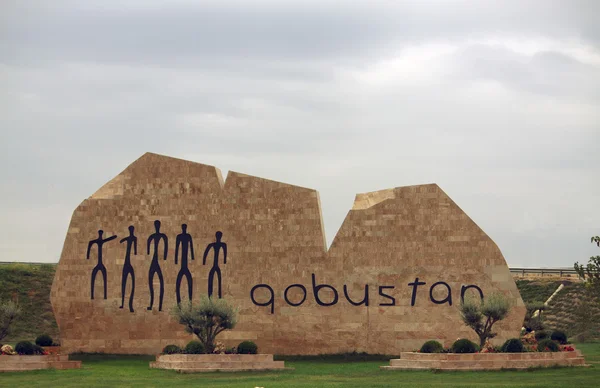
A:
[2,0,600,66]
[0,1,599,267]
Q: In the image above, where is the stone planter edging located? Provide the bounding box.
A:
[0,354,81,372]
[381,349,587,371]
[150,353,290,373]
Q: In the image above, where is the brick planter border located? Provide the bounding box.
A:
[0,354,81,372]
[150,353,290,373]
[381,349,587,371]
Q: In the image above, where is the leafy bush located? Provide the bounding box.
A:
[184,340,205,354]
[534,330,549,341]
[550,330,568,345]
[35,334,53,347]
[32,344,45,355]
[15,341,36,355]
[420,340,444,353]
[501,338,524,353]
[451,339,479,354]
[537,338,559,352]
[225,347,237,354]
[172,296,238,353]
[237,341,258,354]
[162,344,182,354]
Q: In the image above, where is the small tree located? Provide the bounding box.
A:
[172,296,237,353]
[459,292,511,348]
[0,299,20,341]
[574,236,600,296]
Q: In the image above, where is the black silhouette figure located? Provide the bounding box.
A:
[202,231,227,298]
[175,224,195,305]
[119,225,137,312]
[147,220,168,311]
[87,230,117,300]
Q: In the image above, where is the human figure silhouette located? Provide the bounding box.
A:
[147,220,168,311]
[119,225,137,312]
[175,224,195,305]
[87,230,117,300]
[202,231,227,298]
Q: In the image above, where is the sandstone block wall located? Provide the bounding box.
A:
[50,152,525,354]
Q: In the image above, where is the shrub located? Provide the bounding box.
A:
[213,341,226,354]
[459,292,511,347]
[551,330,568,345]
[1,344,16,355]
[32,344,45,355]
[237,341,258,354]
[501,338,524,353]
[35,334,53,347]
[184,340,205,354]
[523,301,545,332]
[451,339,479,354]
[0,299,20,342]
[537,338,559,352]
[225,347,237,354]
[172,296,238,353]
[15,341,36,355]
[420,340,444,353]
[162,344,182,354]
[534,330,549,341]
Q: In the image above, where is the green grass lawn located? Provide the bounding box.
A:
[1,343,599,387]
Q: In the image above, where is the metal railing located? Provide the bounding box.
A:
[509,267,580,278]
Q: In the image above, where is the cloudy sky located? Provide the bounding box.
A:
[1,0,598,267]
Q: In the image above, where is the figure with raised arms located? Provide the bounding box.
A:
[87,230,117,300]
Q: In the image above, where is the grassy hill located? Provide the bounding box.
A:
[515,279,563,304]
[516,277,600,340]
[1,263,599,344]
[0,263,59,343]
[543,282,600,340]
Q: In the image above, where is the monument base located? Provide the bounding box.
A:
[381,349,587,371]
[0,354,81,372]
[150,353,288,373]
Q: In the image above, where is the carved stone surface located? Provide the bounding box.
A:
[50,152,525,355]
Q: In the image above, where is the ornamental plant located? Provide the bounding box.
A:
[213,341,226,354]
[501,338,524,353]
[237,341,258,354]
[162,344,182,354]
[459,292,511,348]
[35,334,53,347]
[184,340,205,354]
[534,330,549,341]
[537,338,559,352]
[1,344,16,355]
[550,330,568,345]
[419,340,444,353]
[172,296,238,353]
[15,341,44,355]
[451,338,479,353]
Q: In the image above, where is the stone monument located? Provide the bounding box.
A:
[50,152,525,354]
